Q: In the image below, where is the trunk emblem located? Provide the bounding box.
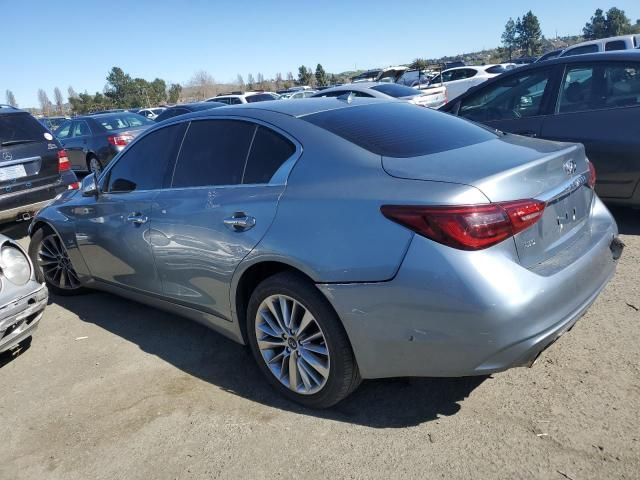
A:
[563,159,577,176]
[2,152,12,162]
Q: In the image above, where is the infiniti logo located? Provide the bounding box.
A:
[563,159,577,176]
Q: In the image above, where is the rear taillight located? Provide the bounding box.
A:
[381,199,546,251]
[58,150,70,172]
[107,134,134,147]
[68,182,80,190]
[587,160,597,189]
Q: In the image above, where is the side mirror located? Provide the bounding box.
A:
[81,173,99,197]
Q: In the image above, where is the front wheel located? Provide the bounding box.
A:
[246,272,360,408]
[28,228,86,296]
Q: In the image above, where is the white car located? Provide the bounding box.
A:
[285,90,318,99]
[137,107,166,120]
[206,92,278,105]
[560,34,640,57]
[429,66,501,101]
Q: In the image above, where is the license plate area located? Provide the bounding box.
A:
[0,164,27,182]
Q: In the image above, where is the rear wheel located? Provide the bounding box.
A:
[88,156,102,176]
[28,228,86,296]
[246,272,360,408]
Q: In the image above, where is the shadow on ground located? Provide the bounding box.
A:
[54,293,486,428]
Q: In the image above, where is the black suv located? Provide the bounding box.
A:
[0,105,78,223]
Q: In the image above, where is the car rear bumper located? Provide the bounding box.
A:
[318,196,619,379]
[0,283,48,354]
[0,172,77,223]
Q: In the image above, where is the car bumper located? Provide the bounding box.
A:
[0,283,48,354]
[318,197,620,379]
[0,172,77,223]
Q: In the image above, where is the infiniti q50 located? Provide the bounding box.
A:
[28,99,621,407]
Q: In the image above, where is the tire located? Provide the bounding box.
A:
[87,155,102,176]
[246,272,361,408]
[28,227,87,296]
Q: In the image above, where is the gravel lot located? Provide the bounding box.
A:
[0,207,638,480]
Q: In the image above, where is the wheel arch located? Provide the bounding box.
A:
[232,259,320,344]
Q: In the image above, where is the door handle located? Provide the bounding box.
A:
[224,213,256,232]
[514,131,537,138]
[126,213,148,225]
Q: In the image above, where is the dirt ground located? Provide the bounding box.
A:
[0,207,638,480]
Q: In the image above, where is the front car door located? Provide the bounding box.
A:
[73,123,187,294]
[456,66,558,138]
[540,60,640,200]
[150,118,299,321]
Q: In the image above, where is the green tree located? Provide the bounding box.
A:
[297,65,313,86]
[410,58,429,70]
[516,11,542,56]
[604,7,632,37]
[315,63,327,86]
[583,8,607,40]
[501,18,518,60]
[104,67,133,106]
[168,83,182,104]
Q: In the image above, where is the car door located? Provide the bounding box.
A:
[64,120,92,170]
[540,61,640,199]
[73,123,187,294]
[150,118,299,320]
[456,66,558,138]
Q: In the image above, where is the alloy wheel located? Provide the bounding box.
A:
[255,294,330,395]
[38,234,81,290]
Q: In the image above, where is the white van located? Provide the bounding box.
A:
[560,34,640,57]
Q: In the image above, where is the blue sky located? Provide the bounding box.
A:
[2,0,639,108]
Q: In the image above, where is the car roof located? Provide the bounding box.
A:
[0,105,26,115]
[176,97,393,120]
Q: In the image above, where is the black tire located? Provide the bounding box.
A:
[246,271,361,408]
[28,227,87,296]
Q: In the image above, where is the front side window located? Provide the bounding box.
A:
[460,70,552,121]
[54,120,72,139]
[105,123,187,193]
[171,120,255,188]
[557,66,595,113]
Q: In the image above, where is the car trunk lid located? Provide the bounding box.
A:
[382,134,594,267]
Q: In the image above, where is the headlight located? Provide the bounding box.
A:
[0,246,31,286]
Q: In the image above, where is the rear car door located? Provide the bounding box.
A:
[74,123,187,294]
[65,120,92,170]
[540,60,640,199]
[150,118,298,320]
[457,66,558,138]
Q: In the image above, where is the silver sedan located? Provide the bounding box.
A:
[312,82,447,108]
[28,98,621,407]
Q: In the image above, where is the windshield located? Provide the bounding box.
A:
[95,113,154,130]
[0,113,48,144]
[371,84,420,98]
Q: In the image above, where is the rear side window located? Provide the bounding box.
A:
[106,123,187,193]
[602,63,640,108]
[371,84,419,98]
[304,102,496,158]
[0,113,48,145]
[243,127,295,184]
[562,44,599,57]
[172,120,254,188]
[605,40,626,51]
[155,108,188,122]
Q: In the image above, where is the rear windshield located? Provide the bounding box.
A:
[0,112,48,144]
[303,102,496,158]
[94,113,154,130]
[370,84,420,98]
